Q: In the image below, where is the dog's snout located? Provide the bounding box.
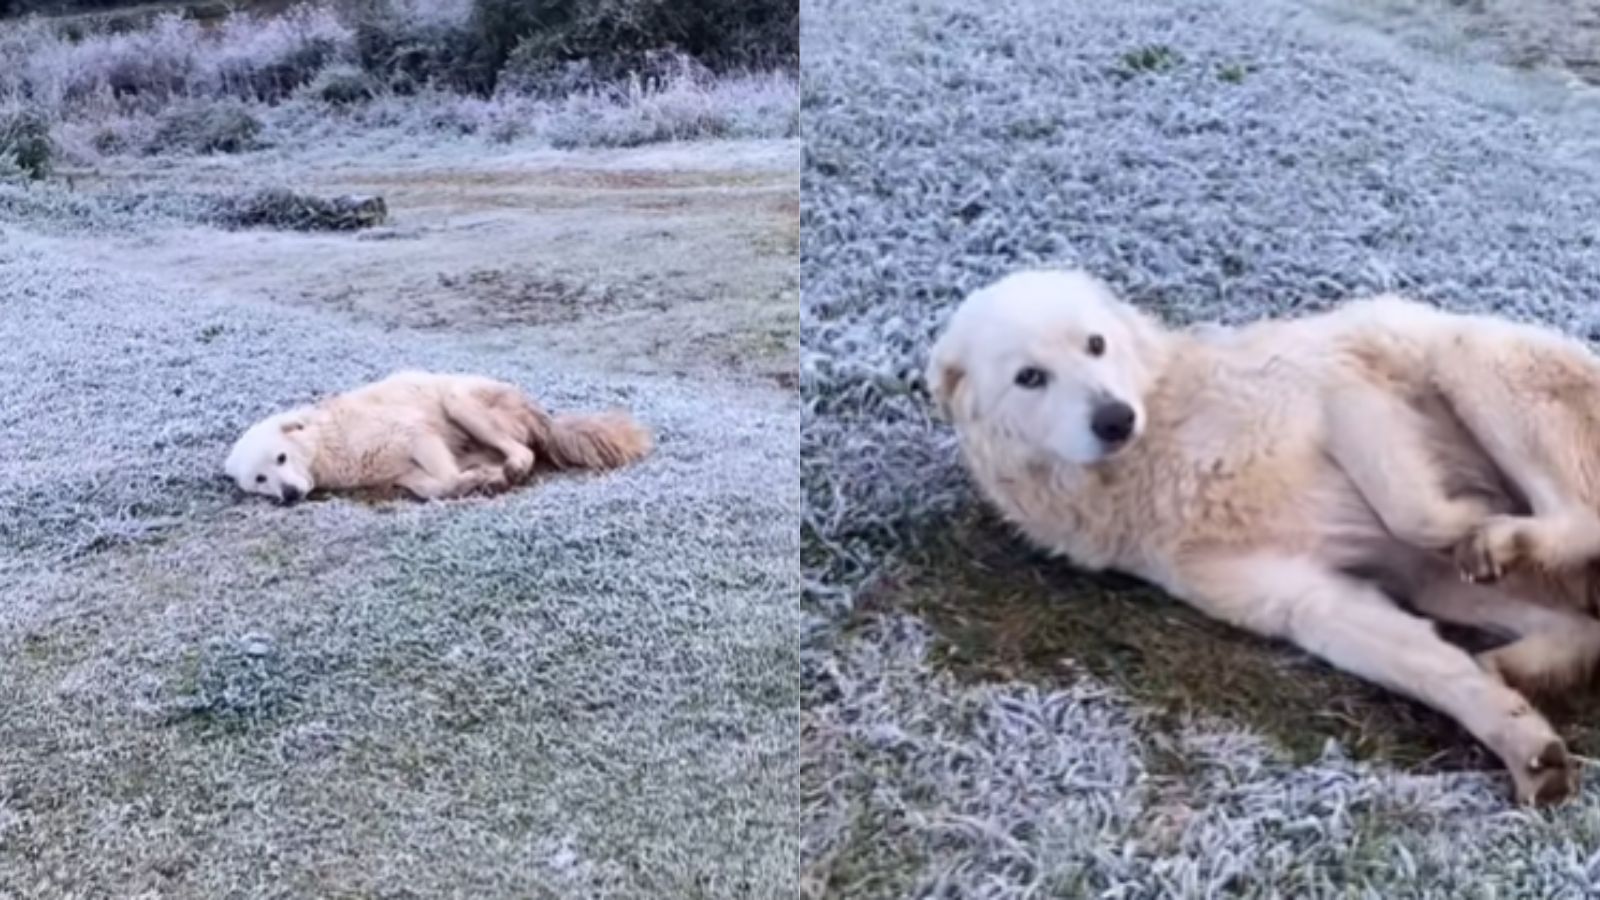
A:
[280,485,304,504]
[1091,401,1136,445]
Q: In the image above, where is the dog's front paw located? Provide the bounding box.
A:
[463,465,511,496]
[1455,516,1526,583]
[504,446,536,481]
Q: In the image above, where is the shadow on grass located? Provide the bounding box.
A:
[856,508,1600,773]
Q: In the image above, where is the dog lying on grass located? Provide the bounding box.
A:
[226,370,652,503]
[928,269,1600,806]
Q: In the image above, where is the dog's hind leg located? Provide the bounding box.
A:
[1401,557,1600,695]
[399,432,510,500]
[442,385,538,482]
[1428,331,1600,581]
[1178,554,1576,806]
[1323,380,1490,549]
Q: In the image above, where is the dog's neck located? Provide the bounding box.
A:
[289,407,333,484]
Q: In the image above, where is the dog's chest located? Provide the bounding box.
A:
[1140,361,1340,544]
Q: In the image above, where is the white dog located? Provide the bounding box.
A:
[928,269,1600,805]
[226,370,652,503]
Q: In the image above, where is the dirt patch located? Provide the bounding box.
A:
[872,508,1600,772]
[424,268,638,328]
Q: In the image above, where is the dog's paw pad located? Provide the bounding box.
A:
[1454,520,1521,583]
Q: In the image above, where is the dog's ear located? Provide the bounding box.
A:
[1109,296,1169,375]
[926,327,971,422]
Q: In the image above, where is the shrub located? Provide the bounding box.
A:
[467,0,798,95]
[148,101,263,154]
[0,8,353,116]
[307,63,376,105]
[539,68,792,149]
[205,6,352,102]
[56,14,205,111]
[91,126,130,155]
[350,2,482,94]
[500,44,711,97]
[0,108,53,179]
[213,188,388,231]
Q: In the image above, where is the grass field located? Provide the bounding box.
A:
[0,5,799,892]
[801,0,1600,895]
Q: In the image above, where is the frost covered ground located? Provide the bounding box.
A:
[801,0,1600,895]
[0,125,799,894]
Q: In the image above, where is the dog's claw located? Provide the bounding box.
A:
[1455,526,1506,584]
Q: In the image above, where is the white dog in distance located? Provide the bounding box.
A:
[226,370,652,503]
[928,269,1600,806]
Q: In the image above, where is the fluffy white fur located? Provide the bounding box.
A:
[929,269,1600,806]
[226,370,652,503]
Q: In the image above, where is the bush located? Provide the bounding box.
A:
[0,108,53,179]
[307,63,376,105]
[205,6,352,102]
[148,101,263,154]
[539,68,793,149]
[213,188,388,231]
[351,3,482,95]
[91,126,130,155]
[0,8,353,117]
[500,44,711,97]
[466,0,798,95]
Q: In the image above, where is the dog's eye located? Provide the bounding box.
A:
[1014,366,1049,389]
[255,475,267,484]
[1086,334,1106,357]
[276,453,287,465]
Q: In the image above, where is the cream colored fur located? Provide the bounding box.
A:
[928,269,1600,806]
[225,370,652,503]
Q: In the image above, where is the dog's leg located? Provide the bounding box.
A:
[1429,334,1600,580]
[1323,381,1490,549]
[1179,554,1576,806]
[1404,558,1600,695]
[1456,510,1600,584]
[399,433,510,500]
[442,386,536,482]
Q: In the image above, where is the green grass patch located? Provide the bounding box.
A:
[1119,44,1182,75]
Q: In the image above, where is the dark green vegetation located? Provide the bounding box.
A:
[0,107,52,177]
[1118,43,1182,75]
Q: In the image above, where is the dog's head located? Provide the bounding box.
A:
[224,410,317,504]
[926,269,1168,465]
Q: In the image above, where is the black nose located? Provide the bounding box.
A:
[1091,401,1136,445]
[280,486,303,504]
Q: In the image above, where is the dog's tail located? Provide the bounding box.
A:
[533,410,654,471]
